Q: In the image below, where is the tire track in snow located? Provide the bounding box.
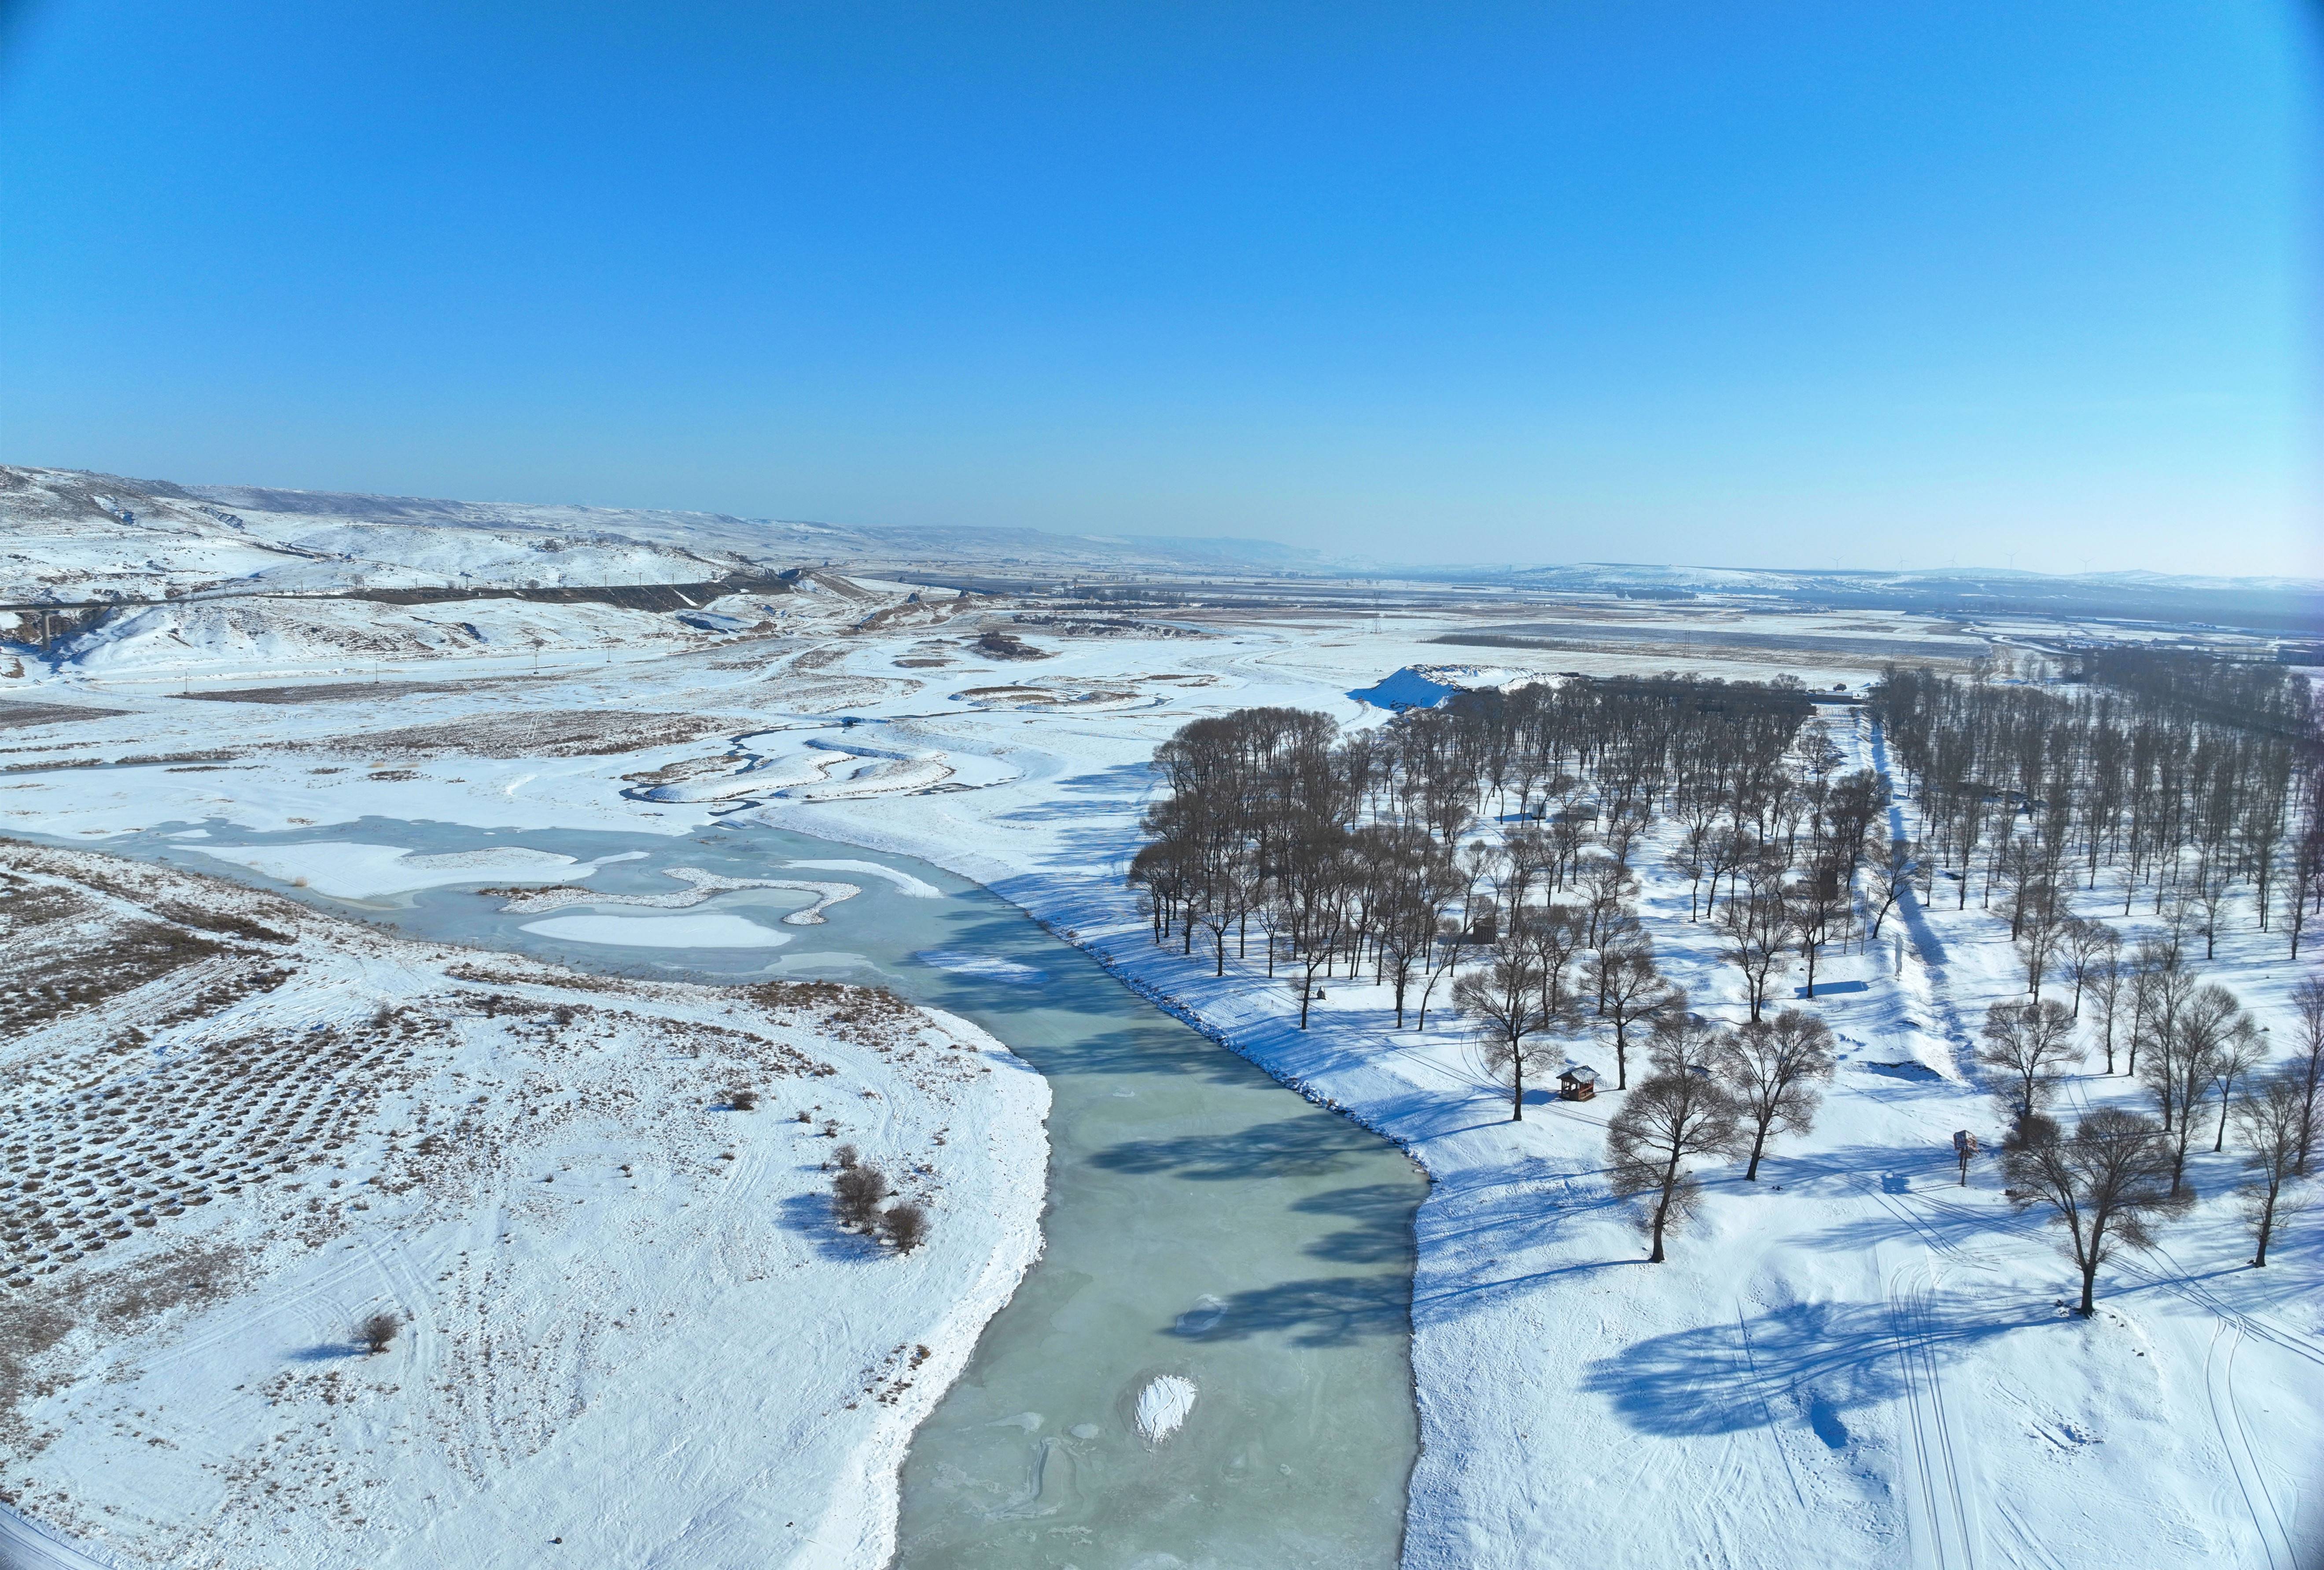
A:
[1887,1258,1981,1570]
[1734,1302,1808,1511]
[1891,1181,2324,1374]
[2206,1320,2293,1570]
[2132,1240,2324,1372]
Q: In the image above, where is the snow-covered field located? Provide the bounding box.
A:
[0,844,1046,1570]
[3,543,2319,1568]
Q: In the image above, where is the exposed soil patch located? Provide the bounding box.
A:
[311,709,731,759]
[171,677,556,705]
[970,631,1049,661]
[0,702,127,732]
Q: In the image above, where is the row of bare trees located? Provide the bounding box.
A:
[1130,677,1897,1048]
[1975,965,2323,1310]
[1875,651,2323,958]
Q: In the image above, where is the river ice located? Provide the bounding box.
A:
[519,910,794,947]
[190,839,590,897]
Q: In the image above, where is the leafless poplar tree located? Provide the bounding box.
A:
[2288,975,2324,1176]
[1716,1009,1836,1180]
[1590,946,1676,1091]
[1977,997,2082,1125]
[1606,1070,1745,1263]
[1453,942,1552,1122]
[2003,1109,2188,1316]
[2231,1076,2310,1267]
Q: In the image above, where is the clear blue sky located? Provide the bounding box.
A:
[3,1,2315,575]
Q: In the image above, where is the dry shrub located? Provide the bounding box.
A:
[880,1202,929,1254]
[832,1166,889,1231]
[357,1310,401,1354]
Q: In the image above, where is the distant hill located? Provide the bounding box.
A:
[0,464,1326,604]
[5,463,2312,632]
[1394,560,2324,635]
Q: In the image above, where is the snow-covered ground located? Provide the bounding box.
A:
[2,556,2317,1568]
[0,842,1046,1570]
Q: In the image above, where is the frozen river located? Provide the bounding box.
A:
[100,814,1425,1569]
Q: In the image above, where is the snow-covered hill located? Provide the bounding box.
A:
[0,465,1324,608]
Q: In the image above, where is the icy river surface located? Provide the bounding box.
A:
[110,815,1425,1569]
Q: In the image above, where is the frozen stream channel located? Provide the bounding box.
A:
[101,816,1425,1569]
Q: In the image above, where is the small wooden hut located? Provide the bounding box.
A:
[1558,1065,1599,1102]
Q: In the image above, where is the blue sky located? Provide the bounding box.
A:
[3,2,2315,574]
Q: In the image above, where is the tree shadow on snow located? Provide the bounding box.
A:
[1581,1294,2042,1438]
[775,1188,887,1262]
[287,1341,364,1362]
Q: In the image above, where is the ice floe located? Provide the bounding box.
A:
[518,911,793,948]
[191,841,588,899]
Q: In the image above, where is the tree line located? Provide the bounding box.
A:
[1127,653,2321,1309]
[1875,650,2323,958]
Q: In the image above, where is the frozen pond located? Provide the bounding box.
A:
[97,815,1425,1569]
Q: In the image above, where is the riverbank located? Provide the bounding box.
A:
[0,841,1049,1569]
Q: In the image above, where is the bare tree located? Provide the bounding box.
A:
[1787,857,1847,998]
[2141,983,2250,1195]
[1664,833,1709,922]
[2061,917,2121,1019]
[1646,1010,1725,1079]
[1281,826,1357,1029]
[1717,1009,1837,1180]
[1606,1070,1745,1262]
[357,1310,401,1355]
[2125,943,2195,1081]
[833,1164,891,1231]
[1865,837,1919,943]
[1717,880,1794,1022]
[2084,945,2130,1074]
[2209,1024,2268,1153]
[2290,975,2324,1176]
[2003,1109,2188,1316]
[880,1200,930,1254]
[2232,1075,2310,1267]
[2186,859,2233,961]
[1977,997,2083,1125]
[1590,946,1678,1091]
[2009,883,2066,994]
[1521,903,1590,1031]
[1453,942,1553,1121]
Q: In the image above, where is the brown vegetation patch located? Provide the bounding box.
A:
[0,703,125,732]
[970,630,1049,661]
[172,677,554,705]
[314,709,730,760]
[747,979,919,1044]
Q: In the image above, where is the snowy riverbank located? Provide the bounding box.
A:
[0,843,1049,1569]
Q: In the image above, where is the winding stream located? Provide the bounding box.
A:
[95,815,1425,1568]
